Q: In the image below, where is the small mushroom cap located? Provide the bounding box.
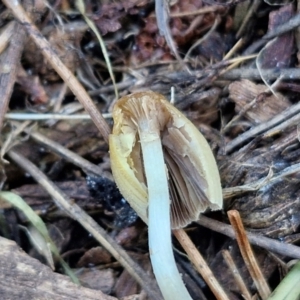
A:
[109,91,223,229]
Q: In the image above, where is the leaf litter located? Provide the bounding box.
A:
[1,0,300,299]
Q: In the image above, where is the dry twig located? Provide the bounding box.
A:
[198,216,300,259]
[225,100,300,153]
[0,21,27,130]
[173,229,230,300]
[222,250,252,300]
[228,210,271,300]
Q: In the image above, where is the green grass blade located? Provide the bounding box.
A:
[0,191,79,284]
[76,0,118,100]
[267,261,300,300]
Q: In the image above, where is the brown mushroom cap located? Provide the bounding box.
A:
[109,91,223,229]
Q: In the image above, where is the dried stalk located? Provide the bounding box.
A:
[173,229,230,300]
[228,210,271,299]
[222,250,252,300]
[197,215,300,259]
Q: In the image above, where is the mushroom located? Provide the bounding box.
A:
[109,91,223,300]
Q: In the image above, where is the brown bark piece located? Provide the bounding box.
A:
[0,237,116,300]
[260,3,294,69]
[76,268,115,294]
[77,247,112,267]
[229,79,290,124]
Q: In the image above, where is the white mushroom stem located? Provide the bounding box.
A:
[139,129,192,300]
[110,91,224,299]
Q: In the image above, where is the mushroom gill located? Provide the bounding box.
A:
[109,90,222,229]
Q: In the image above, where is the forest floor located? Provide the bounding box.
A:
[1,1,300,299]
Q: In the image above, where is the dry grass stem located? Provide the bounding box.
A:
[220,68,300,81]
[225,100,300,152]
[236,0,261,39]
[0,21,15,54]
[223,38,244,60]
[5,113,112,121]
[263,112,300,137]
[0,121,31,161]
[185,17,219,60]
[198,216,300,259]
[228,210,271,299]
[75,0,118,100]
[171,5,223,17]
[0,20,27,130]
[222,250,252,300]
[155,0,183,65]
[28,131,104,176]
[173,228,230,300]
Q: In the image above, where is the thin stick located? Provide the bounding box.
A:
[28,130,104,176]
[263,111,300,138]
[173,228,230,300]
[227,210,271,299]
[220,68,300,81]
[235,0,261,39]
[7,149,162,300]
[185,17,219,60]
[171,5,223,17]
[5,113,112,120]
[222,250,252,300]
[197,215,300,259]
[155,0,183,65]
[0,20,26,131]
[0,21,15,54]
[225,100,300,153]
[3,0,111,143]
[223,38,244,60]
